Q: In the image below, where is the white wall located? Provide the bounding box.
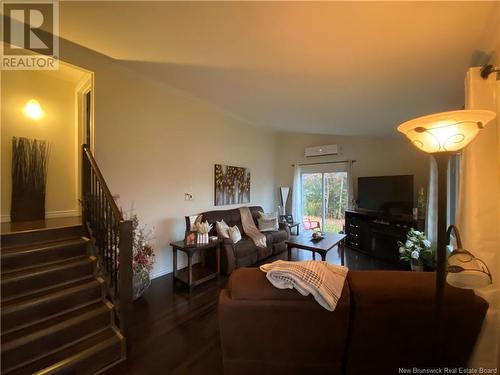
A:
[275,132,429,210]
[58,39,277,278]
[1,70,80,220]
[58,38,428,279]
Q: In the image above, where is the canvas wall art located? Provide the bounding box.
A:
[214,164,251,206]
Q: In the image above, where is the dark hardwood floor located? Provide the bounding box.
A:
[104,246,402,375]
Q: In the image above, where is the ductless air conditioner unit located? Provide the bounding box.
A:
[304,144,339,158]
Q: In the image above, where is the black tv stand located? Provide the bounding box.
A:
[345,210,423,264]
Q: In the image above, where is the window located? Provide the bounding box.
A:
[300,164,349,233]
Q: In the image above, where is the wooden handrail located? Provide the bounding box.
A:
[82,145,122,220]
[81,144,133,354]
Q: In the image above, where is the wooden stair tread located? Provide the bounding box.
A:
[1,279,102,317]
[1,275,99,308]
[1,277,105,335]
[0,222,85,249]
[1,301,110,354]
[2,300,109,343]
[1,237,88,255]
[1,253,92,279]
[1,255,94,283]
[0,217,82,236]
[3,327,123,375]
[1,218,125,374]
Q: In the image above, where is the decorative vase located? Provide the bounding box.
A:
[133,267,151,300]
[197,232,208,244]
[411,262,424,272]
[11,137,50,222]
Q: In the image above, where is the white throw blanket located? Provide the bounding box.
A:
[260,260,348,311]
[239,207,266,248]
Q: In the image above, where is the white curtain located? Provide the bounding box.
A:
[426,156,438,248]
[459,67,500,368]
[347,160,355,210]
[291,164,302,224]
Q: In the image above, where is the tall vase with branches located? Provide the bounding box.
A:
[11,137,50,222]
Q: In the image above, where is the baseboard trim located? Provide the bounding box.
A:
[150,268,171,279]
[1,209,80,223]
[45,210,80,219]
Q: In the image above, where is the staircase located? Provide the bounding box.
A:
[1,219,126,374]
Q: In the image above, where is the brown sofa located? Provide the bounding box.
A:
[219,268,488,375]
[190,206,290,274]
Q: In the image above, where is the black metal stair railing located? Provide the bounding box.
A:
[81,144,132,352]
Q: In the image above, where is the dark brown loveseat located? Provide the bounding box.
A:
[219,268,488,375]
[191,206,290,274]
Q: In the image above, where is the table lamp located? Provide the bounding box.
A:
[397,108,495,363]
[279,187,290,215]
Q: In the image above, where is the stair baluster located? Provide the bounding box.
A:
[81,144,133,354]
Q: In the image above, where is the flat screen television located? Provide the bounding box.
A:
[357,175,414,216]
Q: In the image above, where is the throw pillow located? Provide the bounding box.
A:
[216,219,230,239]
[227,225,242,243]
[187,215,203,231]
[258,211,279,232]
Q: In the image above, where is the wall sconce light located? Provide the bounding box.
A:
[24,99,44,120]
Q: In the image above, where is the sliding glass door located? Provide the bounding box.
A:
[301,171,348,233]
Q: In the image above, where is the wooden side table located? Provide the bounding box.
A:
[170,239,221,292]
[287,222,300,235]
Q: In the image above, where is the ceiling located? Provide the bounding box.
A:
[59,2,500,136]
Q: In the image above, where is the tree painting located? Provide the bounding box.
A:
[214,164,250,206]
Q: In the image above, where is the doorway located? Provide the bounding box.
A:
[84,91,92,148]
[77,78,93,151]
[301,170,348,233]
[74,66,94,215]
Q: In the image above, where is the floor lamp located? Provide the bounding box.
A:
[397,109,496,364]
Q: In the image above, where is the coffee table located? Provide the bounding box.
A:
[286,231,347,265]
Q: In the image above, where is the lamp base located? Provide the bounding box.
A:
[431,152,454,365]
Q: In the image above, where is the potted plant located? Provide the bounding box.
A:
[131,214,155,300]
[398,228,434,271]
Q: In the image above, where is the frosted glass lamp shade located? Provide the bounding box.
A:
[447,249,492,289]
[279,187,290,214]
[397,110,496,153]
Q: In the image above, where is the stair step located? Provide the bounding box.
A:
[3,327,123,375]
[2,277,104,332]
[0,218,124,374]
[1,302,113,371]
[1,224,84,248]
[1,256,97,300]
[2,300,110,342]
[1,238,90,273]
